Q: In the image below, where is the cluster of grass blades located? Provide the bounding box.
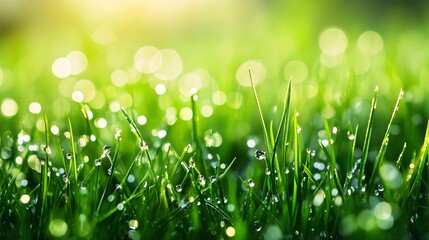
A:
[1,73,429,239]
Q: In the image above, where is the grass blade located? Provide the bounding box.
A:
[358,86,379,193]
[368,89,404,193]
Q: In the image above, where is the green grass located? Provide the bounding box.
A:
[1,72,428,239]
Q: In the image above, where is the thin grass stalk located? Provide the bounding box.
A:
[271,79,292,190]
[37,115,50,239]
[368,89,404,193]
[358,86,379,193]
[248,69,271,160]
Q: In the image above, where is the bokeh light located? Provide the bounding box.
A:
[319,28,348,56]
[179,107,193,121]
[1,98,19,117]
[28,102,42,114]
[74,80,96,102]
[52,57,72,79]
[49,219,68,238]
[20,194,30,204]
[67,51,88,75]
[154,49,183,81]
[0,68,3,87]
[111,69,129,87]
[284,60,308,83]
[92,26,116,45]
[357,31,384,56]
[134,46,162,74]
[212,91,227,106]
[236,60,266,87]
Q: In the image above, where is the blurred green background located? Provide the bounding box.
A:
[1,0,429,164]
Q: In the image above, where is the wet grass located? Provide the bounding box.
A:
[1,72,429,239]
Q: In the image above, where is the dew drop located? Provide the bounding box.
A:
[117,202,125,211]
[140,140,148,151]
[101,145,111,158]
[210,175,216,184]
[176,184,183,193]
[198,175,206,186]
[272,195,279,203]
[94,159,102,166]
[255,149,266,160]
[220,220,225,228]
[129,219,138,230]
[62,175,69,183]
[248,179,255,188]
[265,168,271,175]
[66,153,72,160]
[108,194,115,202]
[254,220,262,232]
[115,128,122,140]
[44,145,52,154]
[189,158,196,168]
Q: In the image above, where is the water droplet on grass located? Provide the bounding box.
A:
[63,175,69,183]
[189,158,195,168]
[108,195,115,202]
[140,140,148,151]
[254,221,262,232]
[176,185,182,192]
[101,145,111,158]
[272,195,279,203]
[198,175,206,186]
[255,150,266,160]
[117,202,125,211]
[248,179,255,188]
[265,168,271,175]
[44,145,52,154]
[129,219,138,230]
[220,163,226,169]
[210,175,216,184]
[94,159,101,166]
[66,153,72,160]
